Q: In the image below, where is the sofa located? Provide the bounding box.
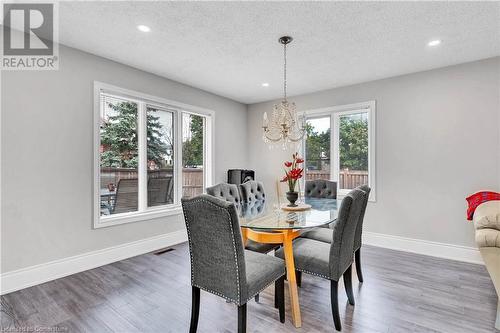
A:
[474,200,500,330]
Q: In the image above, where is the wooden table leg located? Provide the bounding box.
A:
[282,230,302,328]
[241,228,248,247]
[241,228,302,327]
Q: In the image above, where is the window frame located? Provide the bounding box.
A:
[93,81,214,228]
[301,100,376,202]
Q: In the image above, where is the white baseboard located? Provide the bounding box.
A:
[0,229,188,295]
[363,231,484,265]
[1,229,483,295]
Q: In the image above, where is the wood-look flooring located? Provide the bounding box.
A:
[1,243,498,332]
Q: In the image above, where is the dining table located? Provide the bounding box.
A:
[100,189,117,215]
[100,188,116,201]
[239,197,340,328]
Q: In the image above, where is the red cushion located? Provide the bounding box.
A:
[466,191,500,220]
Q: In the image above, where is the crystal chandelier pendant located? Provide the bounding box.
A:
[262,36,305,147]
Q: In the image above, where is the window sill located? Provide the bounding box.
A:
[94,205,183,229]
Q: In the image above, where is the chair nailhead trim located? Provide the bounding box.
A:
[183,198,242,304]
[245,270,286,303]
[296,267,332,280]
[193,284,239,304]
[182,206,196,289]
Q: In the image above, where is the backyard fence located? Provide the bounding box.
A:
[306,169,368,189]
[100,167,204,198]
[182,168,204,198]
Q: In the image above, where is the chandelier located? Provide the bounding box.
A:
[262,36,305,148]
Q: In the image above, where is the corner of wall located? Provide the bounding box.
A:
[245,103,251,168]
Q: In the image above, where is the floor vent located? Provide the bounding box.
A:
[153,248,175,255]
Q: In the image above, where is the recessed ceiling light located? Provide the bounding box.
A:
[261,83,270,87]
[428,39,441,47]
[137,25,151,32]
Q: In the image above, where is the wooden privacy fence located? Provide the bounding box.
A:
[100,167,204,198]
[339,170,368,189]
[305,170,331,181]
[182,168,203,198]
[305,170,368,189]
[100,168,174,188]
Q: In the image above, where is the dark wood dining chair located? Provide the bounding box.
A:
[275,188,366,331]
[181,194,286,333]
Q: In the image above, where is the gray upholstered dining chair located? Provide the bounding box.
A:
[305,179,337,199]
[305,180,337,230]
[237,181,274,254]
[206,182,278,302]
[206,183,276,254]
[300,185,371,284]
[181,195,286,333]
[240,199,267,219]
[206,183,242,211]
[353,185,371,282]
[275,188,365,331]
[239,180,266,203]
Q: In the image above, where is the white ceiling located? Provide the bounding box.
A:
[58,1,500,104]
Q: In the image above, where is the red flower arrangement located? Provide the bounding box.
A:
[281,152,304,192]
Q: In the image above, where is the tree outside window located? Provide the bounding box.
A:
[305,121,330,172]
[305,116,368,172]
[182,114,204,168]
[100,101,170,168]
[339,114,368,171]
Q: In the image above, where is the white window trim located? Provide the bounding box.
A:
[93,81,215,228]
[300,100,376,202]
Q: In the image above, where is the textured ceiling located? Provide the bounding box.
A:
[58,1,500,104]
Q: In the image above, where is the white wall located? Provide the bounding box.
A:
[247,57,500,248]
[1,45,247,273]
[1,45,498,279]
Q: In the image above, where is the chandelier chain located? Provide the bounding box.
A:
[262,35,305,148]
[283,42,287,100]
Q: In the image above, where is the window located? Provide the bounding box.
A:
[99,95,139,215]
[303,101,376,201]
[336,112,369,190]
[94,82,213,227]
[305,117,331,181]
[182,113,205,198]
[146,106,175,207]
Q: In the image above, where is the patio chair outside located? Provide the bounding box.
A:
[113,178,138,214]
[148,177,174,207]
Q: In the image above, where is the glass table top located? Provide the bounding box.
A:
[239,197,340,230]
